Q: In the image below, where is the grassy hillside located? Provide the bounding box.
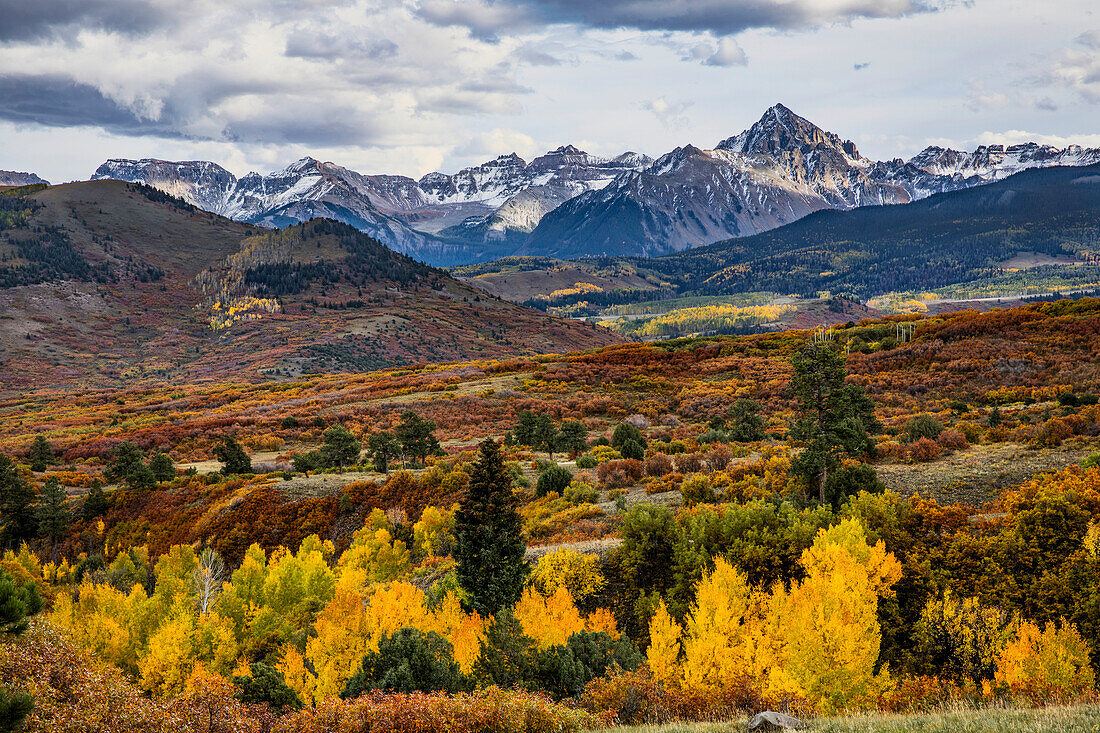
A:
[0,181,622,389]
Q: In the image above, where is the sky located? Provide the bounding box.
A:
[0,0,1098,184]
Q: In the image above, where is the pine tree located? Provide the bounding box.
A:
[27,435,55,472]
[396,412,440,467]
[367,431,400,473]
[83,479,109,519]
[454,439,528,615]
[104,442,146,484]
[788,343,880,502]
[321,425,362,468]
[0,454,36,548]
[555,421,588,457]
[35,477,69,555]
[148,452,175,482]
[214,436,253,475]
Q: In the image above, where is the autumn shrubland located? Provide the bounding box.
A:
[3,299,1100,730]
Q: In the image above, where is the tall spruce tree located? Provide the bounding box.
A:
[454,439,528,615]
[27,436,55,473]
[788,343,880,502]
[35,477,69,556]
[0,455,35,548]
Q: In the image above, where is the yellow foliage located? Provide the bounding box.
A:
[646,600,682,688]
[996,619,1096,699]
[412,505,456,558]
[584,608,620,639]
[769,518,902,713]
[530,548,605,603]
[514,586,585,650]
[680,558,761,693]
[305,587,372,703]
[336,524,410,590]
[278,646,318,704]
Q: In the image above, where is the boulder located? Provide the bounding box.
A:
[748,711,805,731]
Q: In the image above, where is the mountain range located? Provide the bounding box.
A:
[83,104,1100,265]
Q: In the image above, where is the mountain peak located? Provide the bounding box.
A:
[716,104,861,160]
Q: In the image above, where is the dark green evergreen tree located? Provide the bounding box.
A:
[472,609,537,690]
[611,422,645,450]
[555,421,588,457]
[535,465,572,498]
[727,399,767,442]
[342,628,468,698]
[0,455,36,548]
[232,662,302,712]
[82,479,108,520]
[454,439,528,615]
[214,436,253,475]
[367,431,400,474]
[34,477,68,555]
[27,436,55,473]
[619,439,645,460]
[514,411,557,458]
[321,425,362,468]
[147,452,175,482]
[396,411,440,467]
[104,442,145,485]
[788,343,880,502]
[0,568,42,635]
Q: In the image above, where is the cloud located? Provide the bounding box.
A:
[854,61,870,70]
[452,128,540,161]
[615,50,638,61]
[0,74,183,136]
[702,37,747,66]
[513,43,563,66]
[0,0,168,42]
[417,0,534,41]
[285,30,398,61]
[1047,31,1100,103]
[975,129,1100,149]
[642,97,691,128]
[418,0,951,38]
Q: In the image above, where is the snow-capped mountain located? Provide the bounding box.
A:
[89,104,1100,264]
[93,159,235,212]
[523,104,1100,257]
[91,146,649,263]
[0,170,49,186]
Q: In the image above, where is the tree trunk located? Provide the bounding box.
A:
[819,465,828,503]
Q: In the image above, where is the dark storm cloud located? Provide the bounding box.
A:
[0,73,390,147]
[0,0,167,42]
[418,0,949,37]
[0,74,183,136]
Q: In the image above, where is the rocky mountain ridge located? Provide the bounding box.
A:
[90,104,1100,263]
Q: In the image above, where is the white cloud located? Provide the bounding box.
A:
[975,129,1100,148]
[642,97,691,129]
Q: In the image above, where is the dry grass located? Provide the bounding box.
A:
[596,704,1100,733]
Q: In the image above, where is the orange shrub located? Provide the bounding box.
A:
[935,429,968,450]
[597,459,645,488]
[277,688,598,733]
[644,454,674,477]
[907,437,941,462]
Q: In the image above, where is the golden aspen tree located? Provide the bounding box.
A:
[263,536,336,616]
[336,526,410,590]
[362,581,432,646]
[139,610,199,697]
[647,599,683,688]
[413,505,456,558]
[514,585,584,649]
[530,548,605,603]
[278,645,318,704]
[680,557,759,693]
[996,619,1096,699]
[430,592,489,674]
[584,608,620,639]
[305,586,372,702]
[772,518,901,713]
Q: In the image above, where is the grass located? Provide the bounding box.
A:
[596,704,1100,732]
